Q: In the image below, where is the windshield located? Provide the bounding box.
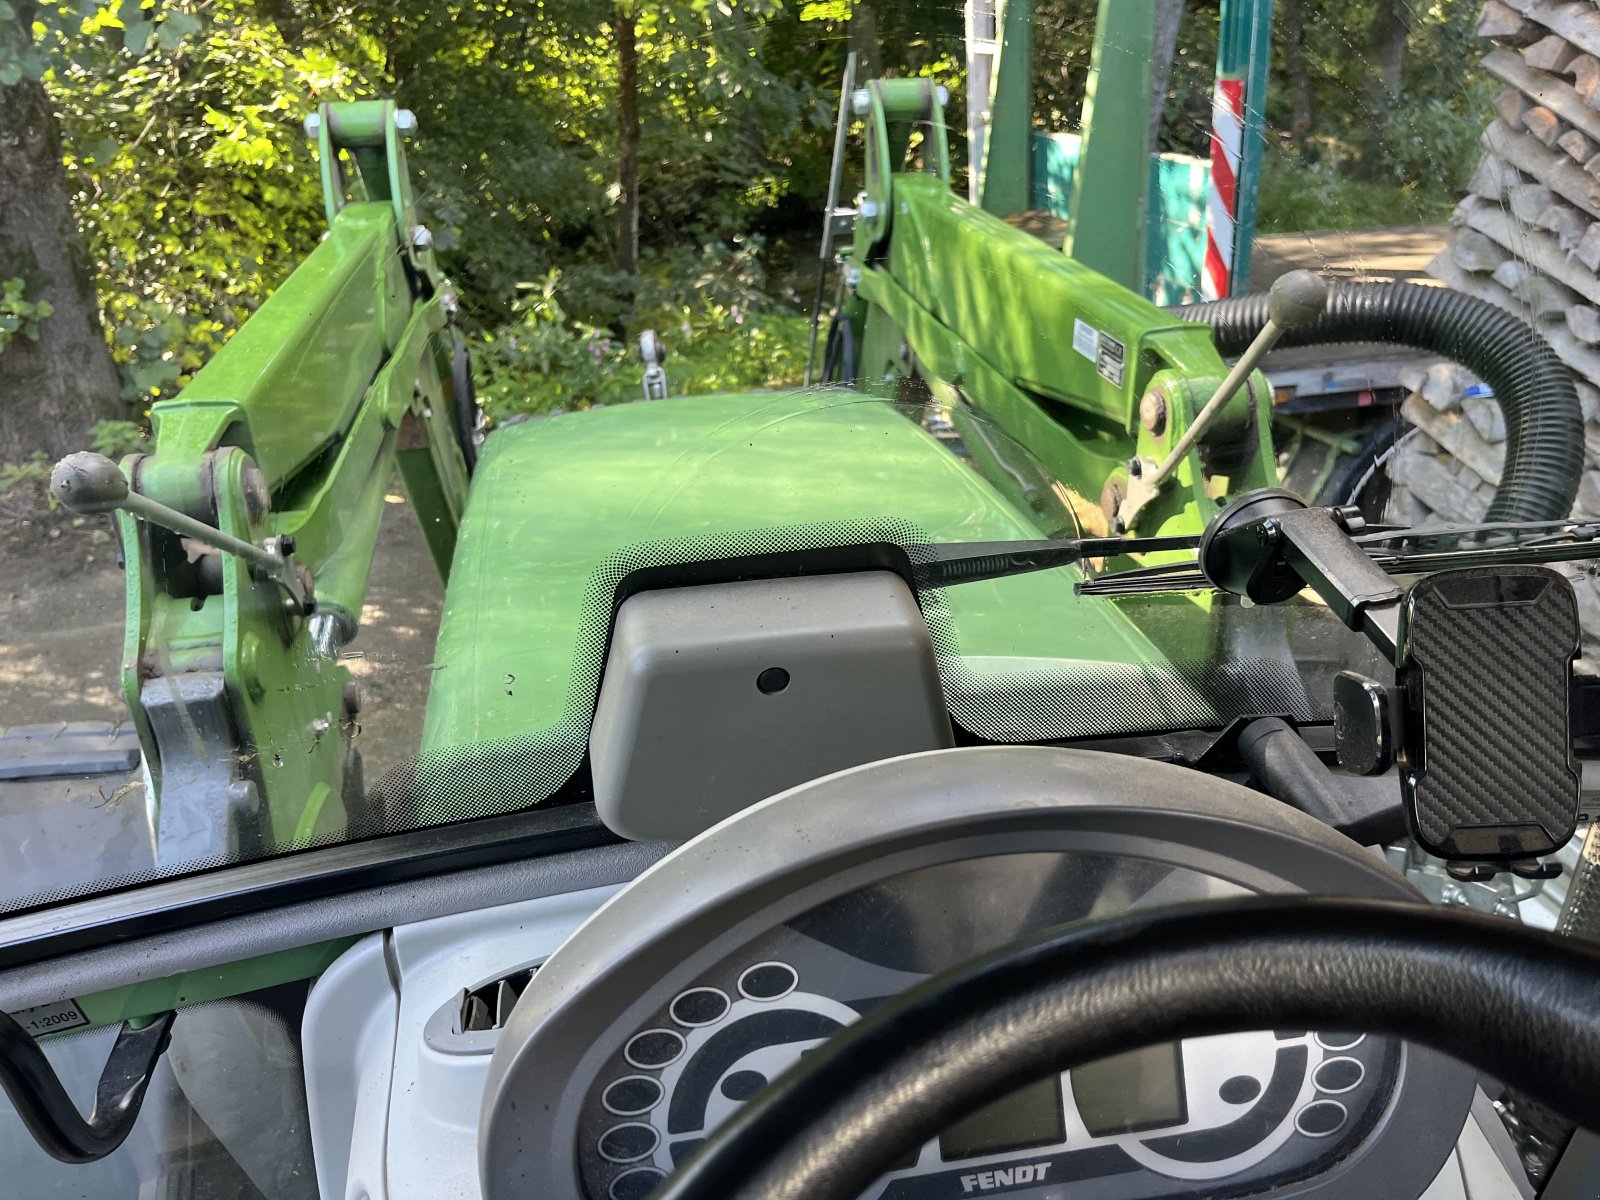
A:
[0,0,1556,925]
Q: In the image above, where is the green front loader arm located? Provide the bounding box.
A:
[840,82,1276,544]
[108,102,469,863]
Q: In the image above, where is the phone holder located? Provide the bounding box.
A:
[1201,490,1582,869]
[1396,566,1580,862]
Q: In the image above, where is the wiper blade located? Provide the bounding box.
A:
[911,533,1200,588]
[1367,538,1600,573]
[1352,517,1600,547]
[1075,564,1212,595]
[914,512,1600,599]
[1082,520,1600,597]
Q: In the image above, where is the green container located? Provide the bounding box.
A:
[1030,131,1212,306]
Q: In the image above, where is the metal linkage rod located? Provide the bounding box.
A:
[51,452,290,579]
[1118,270,1327,529]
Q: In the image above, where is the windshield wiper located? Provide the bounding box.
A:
[911,533,1200,589]
[1077,516,1600,597]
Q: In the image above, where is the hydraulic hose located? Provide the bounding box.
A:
[1177,282,1583,523]
[820,311,857,383]
[1236,717,1407,846]
[0,1008,175,1163]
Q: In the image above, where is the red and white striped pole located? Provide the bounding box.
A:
[1203,76,1246,301]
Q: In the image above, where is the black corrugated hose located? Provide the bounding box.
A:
[1177,282,1584,523]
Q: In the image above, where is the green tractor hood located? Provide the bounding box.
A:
[418,389,1167,779]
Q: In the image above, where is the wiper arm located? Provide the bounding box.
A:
[1350,516,1600,546]
[1080,515,1600,597]
[911,533,1200,588]
[910,504,1600,620]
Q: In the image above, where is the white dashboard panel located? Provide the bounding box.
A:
[303,931,397,1200]
[304,884,622,1200]
[305,882,1530,1200]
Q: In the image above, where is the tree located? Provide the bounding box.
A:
[0,5,120,463]
[1277,0,1313,138]
[1366,0,1413,102]
[616,3,641,276]
[1149,0,1186,150]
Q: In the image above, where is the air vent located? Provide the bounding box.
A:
[457,965,539,1034]
[423,959,547,1055]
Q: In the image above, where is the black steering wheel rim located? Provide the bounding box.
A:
[655,894,1600,1200]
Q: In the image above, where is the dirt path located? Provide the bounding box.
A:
[0,490,443,908]
[1250,224,1448,288]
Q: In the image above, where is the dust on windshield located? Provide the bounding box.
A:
[0,0,1569,915]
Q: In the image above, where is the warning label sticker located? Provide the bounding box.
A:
[12,998,89,1037]
[1097,333,1127,387]
[1072,318,1098,362]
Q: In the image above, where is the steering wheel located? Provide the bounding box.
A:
[479,746,1597,1199]
[653,894,1600,1200]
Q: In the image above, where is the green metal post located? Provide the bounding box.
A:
[1066,0,1156,292]
[1212,0,1275,296]
[979,0,1033,217]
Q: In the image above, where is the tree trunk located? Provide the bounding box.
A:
[0,12,120,464]
[1149,0,1185,151]
[1366,0,1412,101]
[615,4,640,278]
[1279,0,1313,137]
[850,0,877,87]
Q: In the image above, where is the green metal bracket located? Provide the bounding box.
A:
[1066,0,1156,292]
[853,79,951,255]
[847,169,1277,548]
[310,99,441,286]
[979,0,1033,217]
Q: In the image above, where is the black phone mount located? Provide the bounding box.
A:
[1200,489,1582,874]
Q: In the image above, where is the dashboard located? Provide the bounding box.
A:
[573,897,1405,1200]
[300,747,1533,1200]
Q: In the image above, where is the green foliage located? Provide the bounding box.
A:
[1255,152,1457,234]
[1364,81,1497,194]
[0,452,49,497]
[37,0,372,403]
[0,424,140,499]
[0,427,140,506]
[19,0,1497,433]
[3,2,207,86]
[1267,0,1489,180]
[89,417,145,457]
[376,0,823,325]
[1252,0,1494,232]
[29,0,828,393]
[0,278,54,353]
[477,240,809,418]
